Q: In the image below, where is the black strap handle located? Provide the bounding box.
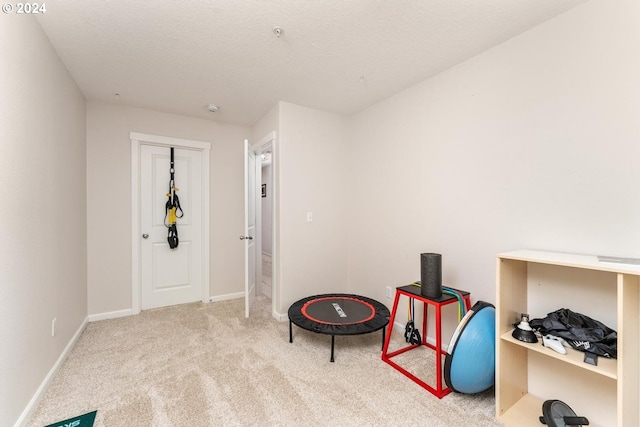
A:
[166,147,181,249]
[170,147,175,181]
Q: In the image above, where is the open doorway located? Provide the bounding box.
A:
[260,141,273,301]
[248,131,276,319]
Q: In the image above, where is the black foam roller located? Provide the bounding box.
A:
[421,253,442,298]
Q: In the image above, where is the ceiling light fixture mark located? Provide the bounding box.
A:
[273,27,284,37]
[206,104,220,113]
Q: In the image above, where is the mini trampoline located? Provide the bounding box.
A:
[288,293,390,362]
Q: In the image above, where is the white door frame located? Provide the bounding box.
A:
[130,132,211,315]
[253,132,278,319]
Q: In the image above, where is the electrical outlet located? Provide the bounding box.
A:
[51,318,56,337]
[385,286,392,299]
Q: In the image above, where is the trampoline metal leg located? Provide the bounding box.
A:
[289,320,293,343]
[330,335,335,362]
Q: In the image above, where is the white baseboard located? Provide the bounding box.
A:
[209,291,283,321]
[89,294,247,320]
[88,308,134,322]
[208,291,244,303]
[273,310,288,322]
[14,317,88,427]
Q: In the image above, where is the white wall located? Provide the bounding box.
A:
[86,102,250,315]
[277,102,349,314]
[346,0,640,330]
[0,16,87,426]
[252,103,279,260]
[251,103,279,146]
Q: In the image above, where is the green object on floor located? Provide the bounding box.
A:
[44,410,96,427]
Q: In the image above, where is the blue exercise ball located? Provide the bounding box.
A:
[444,301,495,394]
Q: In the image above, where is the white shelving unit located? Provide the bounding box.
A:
[495,250,640,427]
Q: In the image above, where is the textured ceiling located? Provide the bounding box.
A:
[36,0,586,126]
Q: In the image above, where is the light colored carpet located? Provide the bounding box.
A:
[27,296,504,427]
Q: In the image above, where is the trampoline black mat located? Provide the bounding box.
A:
[288,293,390,362]
[289,294,389,335]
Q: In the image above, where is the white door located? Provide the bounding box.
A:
[140,144,203,310]
[243,139,259,317]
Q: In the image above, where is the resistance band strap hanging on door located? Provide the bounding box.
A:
[164,147,184,249]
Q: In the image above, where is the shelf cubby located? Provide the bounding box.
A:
[495,250,640,427]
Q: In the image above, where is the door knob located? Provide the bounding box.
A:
[239,236,253,240]
[142,233,149,239]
